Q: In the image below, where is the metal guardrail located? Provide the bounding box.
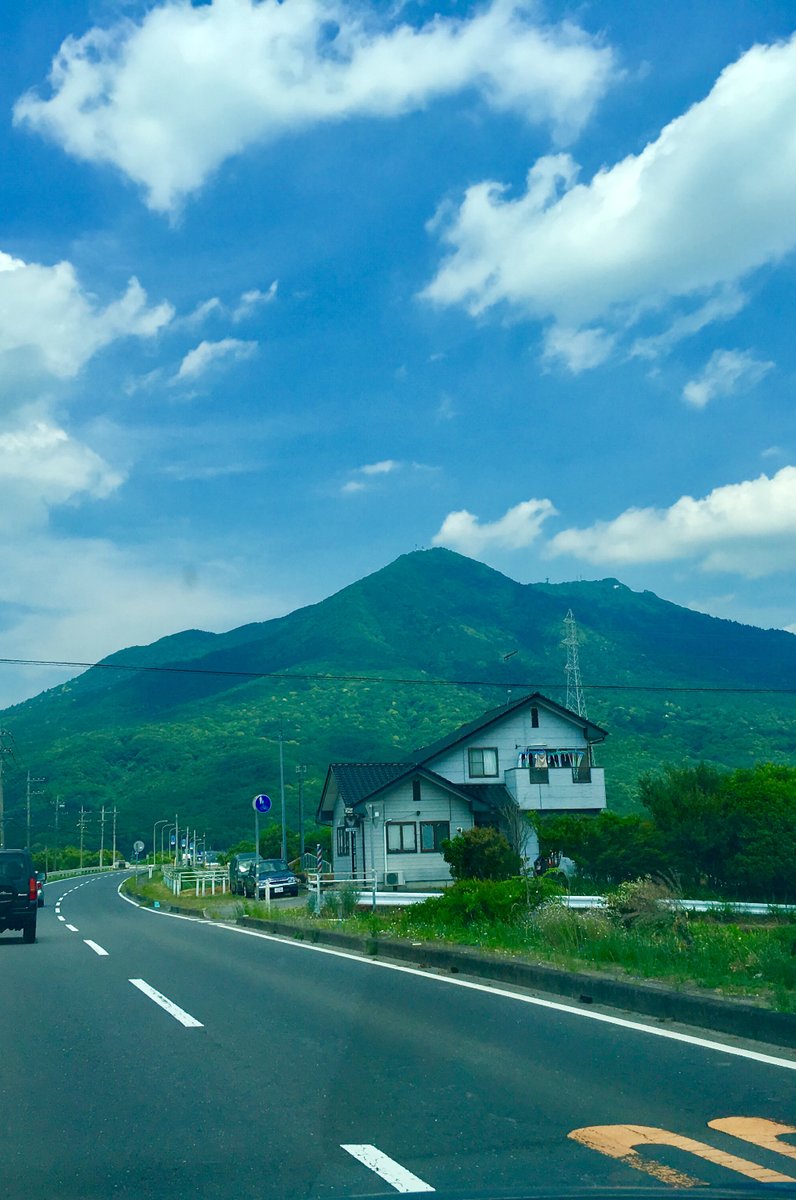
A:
[564,895,796,915]
[46,866,121,881]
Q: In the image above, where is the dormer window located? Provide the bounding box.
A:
[468,747,498,777]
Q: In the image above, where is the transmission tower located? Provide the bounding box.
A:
[563,609,587,718]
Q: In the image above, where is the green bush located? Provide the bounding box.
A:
[406,877,561,928]
[442,827,521,881]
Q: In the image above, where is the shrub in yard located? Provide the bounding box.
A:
[405,877,561,929]
[603,875,681,931]
[442,827,522,881]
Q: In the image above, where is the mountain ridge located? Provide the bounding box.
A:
[1,548,794,851]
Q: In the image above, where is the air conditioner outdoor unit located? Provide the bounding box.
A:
[385,870,405,888]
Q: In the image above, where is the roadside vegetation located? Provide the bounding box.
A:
[120,871,239,915]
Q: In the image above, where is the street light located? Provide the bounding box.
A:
[162,823,176,861]
[153,819,170,867]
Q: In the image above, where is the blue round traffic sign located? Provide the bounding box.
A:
[253,793,272,813]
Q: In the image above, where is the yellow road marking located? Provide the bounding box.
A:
[569,1124,796,1188]
[709,1118,796,1161]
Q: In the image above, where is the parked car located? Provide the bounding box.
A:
[36,871,46,907]
[243,858,300,900]
[228,852,259,895]
[0,849,38,943]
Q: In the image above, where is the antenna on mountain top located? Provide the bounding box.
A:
[563,609,587,718]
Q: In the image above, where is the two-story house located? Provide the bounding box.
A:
[316,691,607,886]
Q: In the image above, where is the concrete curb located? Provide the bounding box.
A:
[123,887,206,919]
[235,915,796,1048]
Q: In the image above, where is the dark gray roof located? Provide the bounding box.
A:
[405,691,607,764]
[452,783,514,810]
[326,762,511,813]
[328,762,408,806]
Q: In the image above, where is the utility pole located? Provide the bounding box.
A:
[296,765,307,862]
[278,729,287,863]
[78,806,88,869]
[26,771,46,849]
[99,806,106,868]
[111,807,117,867]
[0,729,15,849]
[54,795,65,869]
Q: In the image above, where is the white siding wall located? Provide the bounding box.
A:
[428,703,589,783]
[331,780,472,884]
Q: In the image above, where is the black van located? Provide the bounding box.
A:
[228,852,259,896]
[0,849,38,943]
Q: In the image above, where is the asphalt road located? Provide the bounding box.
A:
[2,872,796,1200]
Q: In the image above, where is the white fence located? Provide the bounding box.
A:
[161,866,228,897]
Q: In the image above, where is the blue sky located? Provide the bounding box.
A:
[0,0,795,706]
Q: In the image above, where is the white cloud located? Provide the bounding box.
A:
[542,324,615,372]
[682,348,773,408]
[0,249,173,379]
[340,479,366,494]
[433,498,556,554]
[176,337,257,381]
[0,418,123,532]
[548,466,796,576]
[232,281,278,322]
[14,0,617,213]
[631,286,746,359]
[0,534,286,707]
[424,35,796,358]
[360,459,400,476]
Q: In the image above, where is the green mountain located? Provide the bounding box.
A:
[2,548,795,854]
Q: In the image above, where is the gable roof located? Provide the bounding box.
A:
[405,690,607,765]
[317,761,511,820]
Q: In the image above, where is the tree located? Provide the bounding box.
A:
[441,827,521,881]
[534,811,666,886]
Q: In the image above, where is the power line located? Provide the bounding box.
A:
[0,654,792,695]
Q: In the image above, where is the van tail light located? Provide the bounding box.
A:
[28,877,37,901]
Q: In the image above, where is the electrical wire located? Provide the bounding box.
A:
[0,655,793,694]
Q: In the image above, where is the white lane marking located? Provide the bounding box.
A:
[341,1145,434,1193]
[84,939,109,956]
[66,924,79,932]
[57,915,65,922]
[116,883,796,1072]
[128,979,203,1028]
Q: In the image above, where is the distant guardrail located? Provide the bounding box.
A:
[46,865,122,881]
[565,895,796,916]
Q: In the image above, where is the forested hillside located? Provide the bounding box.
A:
[2,548,794,855]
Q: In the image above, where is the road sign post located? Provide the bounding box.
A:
[252,794,271,865]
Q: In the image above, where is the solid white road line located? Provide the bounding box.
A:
[84,940,109,956]
[128,979,204,1027]
[66,924,79,932]
[342,1145,435,1193]
[116,882,796,1072]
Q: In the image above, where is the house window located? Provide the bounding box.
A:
[531,707,539,728]
[336,827,351,856]
[412,778,421,804]
[420,821,450,852]
[386,822,417,853]
[468,747,498,777]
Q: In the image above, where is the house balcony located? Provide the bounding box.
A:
[504,766,606,813]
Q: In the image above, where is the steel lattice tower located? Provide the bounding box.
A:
[563,609,587,718]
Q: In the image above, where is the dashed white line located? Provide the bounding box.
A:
[66,924,79,932]
[341,1145,434,1192]
[128,979,203,1027]
[84,939,109,956]
[57,915,65,922]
